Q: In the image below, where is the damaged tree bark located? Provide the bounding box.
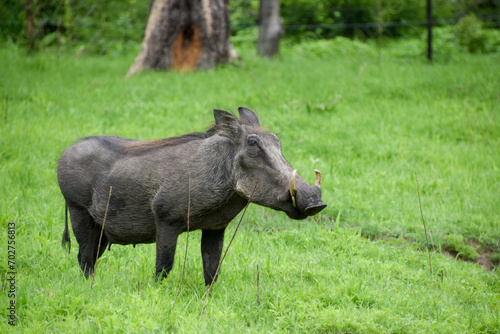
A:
[127,0,231,75]
[258,0,283,57]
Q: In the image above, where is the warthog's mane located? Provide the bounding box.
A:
[82,113,257,155]
[122,125,218,154]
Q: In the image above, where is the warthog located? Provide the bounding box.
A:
[58,107,326,285]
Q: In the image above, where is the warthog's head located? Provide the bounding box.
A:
[215,107,327,220]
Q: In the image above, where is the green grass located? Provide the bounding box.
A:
[1,39,499,332]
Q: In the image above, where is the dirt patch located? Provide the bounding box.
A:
[373,233,498,271]
[441,247,497,271]
[474,252,496,271]
[318,216,498,271]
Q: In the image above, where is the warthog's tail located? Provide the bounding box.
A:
[62,202,71,253]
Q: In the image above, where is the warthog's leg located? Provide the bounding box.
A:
[67,202,108,278]
[155,223,181,280]
[201,228,226,285]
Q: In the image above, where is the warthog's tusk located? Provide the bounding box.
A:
[290,169,297,208]
[314,169,322,188]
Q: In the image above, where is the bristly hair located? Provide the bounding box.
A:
[123,125,218,154]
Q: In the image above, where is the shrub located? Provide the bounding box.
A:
[454,13,488,53]
[429,26,464,61]
[290,36,377,58]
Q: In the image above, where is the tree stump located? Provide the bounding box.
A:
[127,0,231,76]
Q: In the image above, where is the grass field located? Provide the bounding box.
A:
[1,38,499,332]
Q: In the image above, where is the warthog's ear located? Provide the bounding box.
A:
[238,107,260,127]
[213,109,241,140]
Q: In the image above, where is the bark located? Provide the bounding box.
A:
[25,0,35,50]
[127,0,231,75]
[258,0,283,57]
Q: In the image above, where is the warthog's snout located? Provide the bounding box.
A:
[304,170,327,214]
[288,169,327,218]
[304,199,328,216]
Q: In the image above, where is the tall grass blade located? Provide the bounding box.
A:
[173,175,191,310]
[89,186,113,295]
[415,173,432,275]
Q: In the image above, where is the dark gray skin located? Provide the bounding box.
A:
[57,107,326,285]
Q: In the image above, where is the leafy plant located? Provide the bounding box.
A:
[290,36,377,58]
[428,26,464,62]
[454,13,488,53]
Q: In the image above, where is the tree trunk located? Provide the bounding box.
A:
[258,0,283,57]
[127,0,230,76]
[25,0,35,51]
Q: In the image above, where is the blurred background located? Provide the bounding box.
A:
[1,0,499,56]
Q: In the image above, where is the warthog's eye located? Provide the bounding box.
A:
[246,135,262,159]
[247,135,260,147]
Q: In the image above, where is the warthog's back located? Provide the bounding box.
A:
[57,136,131,208]
[57,136,181,244]
[57,134,226,245]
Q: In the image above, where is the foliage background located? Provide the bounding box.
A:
[1,0,500,54]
